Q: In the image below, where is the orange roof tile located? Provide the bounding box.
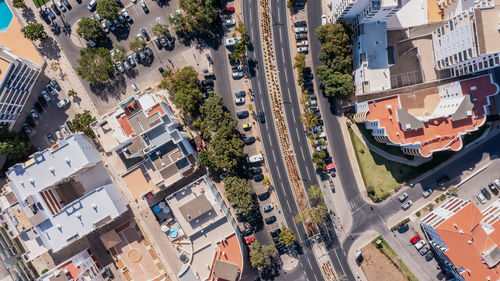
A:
[209,234,243,281]
[117,113,134,137]
[435,203,500,281]
[148,104,165,117]
[365,75,498,157]
[58,260,82,279]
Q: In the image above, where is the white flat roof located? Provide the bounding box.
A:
[6,135,101,202]
[36,183,127,252]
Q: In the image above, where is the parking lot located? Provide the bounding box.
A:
[34,0,211,114]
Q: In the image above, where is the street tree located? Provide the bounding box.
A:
[317,66,354,98]
[230,35,249,60]
[67,89,78,97]
[295,204,329,224]
[152,23,170,38]
[12,0,26,9]
[178,0,218,34]
[77,17,104,42]
[71,110,96,139]
[312,151,326,171]
[162,66,202,116]
[21,22,48,42]
[0,125,31,160]
[96,0,120,20]
[223,176,253,216]
[113,45,127,62]
[249,241,276,270]
[129,37,146,53]
[76,47,114,82]
[278,225,296,246]
[235,23,248,36]
[308,185,324,206]
[293,53,306,74]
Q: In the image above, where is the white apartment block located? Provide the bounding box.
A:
[5,134,128,253]
[329,0,402,23]
[0,47,42,129]
[432,0,500,77]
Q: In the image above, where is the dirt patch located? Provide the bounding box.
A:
[360,243,407,281]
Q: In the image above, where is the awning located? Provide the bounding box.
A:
[326,163,336,170]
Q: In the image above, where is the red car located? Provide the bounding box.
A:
[245,236,255,244]
[223,6,235,12]
[410,234,421,244]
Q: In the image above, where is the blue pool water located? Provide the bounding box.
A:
[0,0,13,32]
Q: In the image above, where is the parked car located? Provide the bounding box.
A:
[122,9,132,23]
[425,251,434,261]
[481,187,491,200]
[94,11,102,21]
[489,183,499,195]
[297,46,308,53]
[262,204,274,213]
[252,168,263,175]
[414,240,426,250]
[66,120,73,131]
[242,123,252,131]
[224,37,241,47]
[297,40,309,47]
[244,136,256,145]
[61,125,70,136]
[258,192,270,201]
[419,247,429,256]
[128,55,136,67]
[51,3,60,15]
[87,0,97,11]
[116,62,124,72]
[295,33,307,40]
[235,98,245,105]
[158,67,165,75]
[265,216,277,224]
[232,71,244,79]
[39,10,51,24]
[30,109,39,119]
[131,83,140,94]
[398,192,408,202]
[245,236,255,244]
[55,130,63,140]
[57,98,70,108]
[437,176,450,186]
[259,111,265,123]
[293,1,305,7]
[294,27,307,33]
[41,90,51,102]
[294,20,307,27]
[107,20,115,31]
[224,19,236,26]
[47,133,55,143]
[23,123,31,134]
[422,189,433,198]
[253,174,264,182]
[101,21,109,33]
[139,0,149,13]
[235,90,246,98]
[141,28,150,41]
[123,60,131,70]
[46,84,57,95]
[241,228,253,236]
[237,110,249,119]
[477,192,487,204]
[494,179,500,189]
[57,1,66,12]
[270,228,281,237]
[145,46,153,56]
[223,6,235,12]
[401,200,413,210]
[154,37,161,49]
[34,102,43,114]
[45,7,56,19]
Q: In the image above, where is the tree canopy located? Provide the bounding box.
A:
[12,0,26,9]
[308,185,325,206]
[71,110,97,139]
[249,240,276,270]
[162,66,203,116]
[223,176,253,216]
[96,0,120,20]
[113,45,127,62]
[152,23,170,38]
[76,47,114,82]
[295,204,329,224]
[0,125,31,160]
[177,0,218,34]
[196,93,245,171]
[21,22,48,42]
[77,17,104,42]
[317,67,354,98]
[129,36,147,53]
[278,225,296,246]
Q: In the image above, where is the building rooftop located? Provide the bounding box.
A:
[357,74,498,156]
[474,5,500,55]
[37,249,104,281]
[422,198,500,281]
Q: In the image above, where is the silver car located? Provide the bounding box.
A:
[262,204,274,213]
[116,62,125,73]
[477,193,487,204]
[401,200,413,210]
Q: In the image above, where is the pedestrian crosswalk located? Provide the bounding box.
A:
[348,194,366,211]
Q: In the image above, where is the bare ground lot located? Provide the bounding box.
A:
[360,243,407,281]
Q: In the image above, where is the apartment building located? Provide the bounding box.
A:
[0,3,44,129]
[421,197,500,281]
[432,0,500,77]
[353,74,498,157]
[5,134,128,253]
[37,249,105,281]
[93,92,198,201]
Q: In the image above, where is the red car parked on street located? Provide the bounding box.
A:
[223,6,235,12]
[245,237,255,245]
[410,234,421,244]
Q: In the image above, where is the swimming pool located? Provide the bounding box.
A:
[0,0,13,32]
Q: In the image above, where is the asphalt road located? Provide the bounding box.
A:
[239,0,325,280]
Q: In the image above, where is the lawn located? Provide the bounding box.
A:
[372,236,419,281]
[348,126,454,200]
[32,0,50,8]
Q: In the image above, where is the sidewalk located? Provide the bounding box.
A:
[345,229,378,281]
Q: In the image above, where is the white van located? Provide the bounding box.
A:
[87,0,97,11]
[305,100,317,107]
[246,153,264,163]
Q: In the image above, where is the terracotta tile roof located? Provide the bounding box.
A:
[208,234,243,281]
[433,201,500,281]
[148,104,165,116]
[117,113,134,137]
[364,75,498,157]
[58,260,82,279]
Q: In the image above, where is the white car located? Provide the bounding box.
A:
[422,189,433,198]
[235,98,245,105]
[41,90,51,102]
[297,46,308,53]
[494,179,500,189]
[61,125,70,136]
[56,98,70,108]
[321,14,327,25]
[415,240,426,250]
[401,200,413,210]
[224,37,241,47]
[398,192,408,202]
[55,130,63,140]
[294,27,307,33]
[477,193,487,204]
[30,108,39,119]
[297,40,308,47]
[232,71,244,79]
[101,21,109,33]
[131,83,140,94]
[224,19,236,26]
[156,16,164,25]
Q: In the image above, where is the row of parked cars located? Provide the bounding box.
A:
[39,0,76,24]
[410,234,434,262]
[294,20,308,53]
[476,179,500,204]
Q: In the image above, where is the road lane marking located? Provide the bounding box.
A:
[284,68,289,83]
[306,167,311,181]
[279,28,283,42]
[272,149,277,162]
[277,6,280,21]
[276,164,281,179]
[307,257,313,268]
[249,6,252,22]
[334,249,347,275]
[300,145,305,160]
[286,199,292,212]
[295,127,300,139]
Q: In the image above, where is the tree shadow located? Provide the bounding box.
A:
[38,37,62,60]
[21,7,36,22]
[156,0,170,7]
[72,95,82,105]
[89,77,127,103]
